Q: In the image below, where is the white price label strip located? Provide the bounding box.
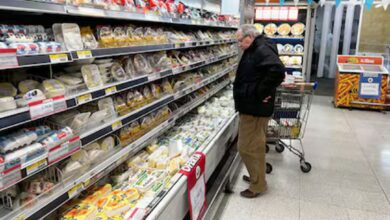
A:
[26,159,47,176]
[49,53,68,63]
[77,93,92,105]
[30,101,53,119]
[28,96,66,120]
[76,50,92,59]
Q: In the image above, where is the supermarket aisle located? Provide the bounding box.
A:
[215,95,390,220]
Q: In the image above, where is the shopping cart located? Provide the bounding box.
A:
[266,82,317,173]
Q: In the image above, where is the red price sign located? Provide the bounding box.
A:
[180,152,207,220]
[0,49,18,69]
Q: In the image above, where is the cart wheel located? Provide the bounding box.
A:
[266,163,272,174]
[275,144,284,153]
[266,144,270,153]
[300,162,312,173]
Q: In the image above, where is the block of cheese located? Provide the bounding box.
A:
[63,204,98,220]
[123,187,140,203]
[103,195,131,217]
[145,144,158,154]
[127,156,144,169]
[150,170,168,181]
[168,158,181,176]
[155,157,169,170]
[93,184,112,198]
[133,173,157,193]
[100,136,115,151]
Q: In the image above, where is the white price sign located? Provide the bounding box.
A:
[29,96,66,120]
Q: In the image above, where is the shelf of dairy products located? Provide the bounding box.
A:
[0,1,238,29]
[55,85,236,220]
[0,63,237,197]
[0,76,233,220]
[0,52,238,132]
[2,40,237,71]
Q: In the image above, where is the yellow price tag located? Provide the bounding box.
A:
[76,50,92,59]
[68,183,83,198]
[112,121,122,131]
[26,159,47,176]
[83,179,91,188]
[105,86,117,95]
[15,214,24,220]
[77,93,92,105]
[119,152,129,162]
[49,53,68,63]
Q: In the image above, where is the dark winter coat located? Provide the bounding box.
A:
[233,35,285,117]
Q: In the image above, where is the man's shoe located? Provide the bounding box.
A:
[240,189,260,198]
[242,175,250,183]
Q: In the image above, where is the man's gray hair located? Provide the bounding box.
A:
[238,24,261,38]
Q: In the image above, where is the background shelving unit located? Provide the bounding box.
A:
[254,3,315,80]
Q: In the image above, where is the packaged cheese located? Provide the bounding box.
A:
[133,173,157,193]
[123,187,140,202]
[18,80,40,94]
[81,64,104,89]
[100,136,115,151]
[103,193,131,217]
[41,79,66,98]
[62,23,83,51]
[63,204,98,220]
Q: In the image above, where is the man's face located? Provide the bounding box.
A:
[236,30,254,50]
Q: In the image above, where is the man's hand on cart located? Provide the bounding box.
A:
[263,96,272,103]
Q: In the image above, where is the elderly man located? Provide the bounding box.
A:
[233,24,285,198]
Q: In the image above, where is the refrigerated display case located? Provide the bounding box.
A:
[0,1,241,220]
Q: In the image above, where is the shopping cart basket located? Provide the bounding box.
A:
[266,82,317,173]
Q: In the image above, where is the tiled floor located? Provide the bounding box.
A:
[215,95,390,220]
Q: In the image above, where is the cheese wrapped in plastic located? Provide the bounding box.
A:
[102,194,131,217]
[100,136,115,151]
[123,187,140,203]
[41,79,66,98]
[145,144,158,154]
[133,173,157,193]
[155,157,170,170]
[168,157,182,176]
[62,204,98,220]
[81,64,104,89]
[18,80,40,94]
